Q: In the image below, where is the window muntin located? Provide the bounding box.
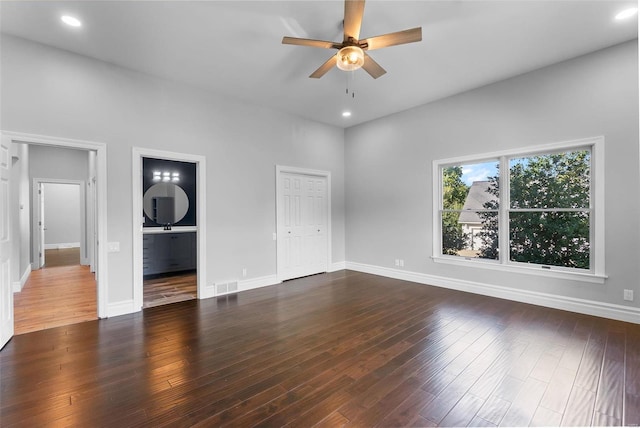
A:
[437,145,595,273]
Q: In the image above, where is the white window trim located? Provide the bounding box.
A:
[432,136,606,283]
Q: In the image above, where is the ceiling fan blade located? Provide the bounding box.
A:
[362,53,386,79]
[282,37,342,50]
[310,55,337,78]
[361,27,422,51]
[344,0,365,41]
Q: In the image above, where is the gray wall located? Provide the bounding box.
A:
[43,183,81,246]
[1,35,346,305]
[29,145,88,181]
[345,40,639,308]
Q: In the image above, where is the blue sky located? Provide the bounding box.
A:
[461,161,499,186]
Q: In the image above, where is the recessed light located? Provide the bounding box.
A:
[61,15,82,27]
[342,111,352,118]
[615,7,638,20]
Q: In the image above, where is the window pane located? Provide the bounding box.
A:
[442,162,499,210]
[509,150,590,209]
[442,211,498,260]
[509,211,590,269]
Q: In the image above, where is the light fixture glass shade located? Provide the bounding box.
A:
[336,46,364,72]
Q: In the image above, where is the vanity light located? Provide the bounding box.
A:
[172,172,180,182]
[152,171,162,181]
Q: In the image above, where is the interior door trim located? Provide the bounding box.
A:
[132,147,208,310]
[1,130,108,319]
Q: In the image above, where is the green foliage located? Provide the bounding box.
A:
[442,167,469,255]
[478,151,590,268]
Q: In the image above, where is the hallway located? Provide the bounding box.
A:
[13,248,97,335]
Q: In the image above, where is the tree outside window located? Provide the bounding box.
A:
[440,148,591,270]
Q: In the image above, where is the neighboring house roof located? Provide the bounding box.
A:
[458,180,498,224]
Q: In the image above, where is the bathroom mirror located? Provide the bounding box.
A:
[143,183,189,225]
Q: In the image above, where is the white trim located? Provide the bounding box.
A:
[239,274,280,293]
[107,300,136,318]
[346,262,640,325]
[275,165,332,282]
[431,255,607,284]
[432,136,605,279]
[12,264,31,293]
[330,261,346,272]
[132,147,207,309]
[2,131,108,319]
[44,242,80,249]
[32,178,87,268]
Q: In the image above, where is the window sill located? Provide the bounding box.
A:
[431,256,607,284]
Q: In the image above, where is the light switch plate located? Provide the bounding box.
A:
[107,242,120,253]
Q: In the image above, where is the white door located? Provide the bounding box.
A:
[277,171,328,281]
[0,137,13,349]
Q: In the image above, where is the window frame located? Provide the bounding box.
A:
[432,137,606,283]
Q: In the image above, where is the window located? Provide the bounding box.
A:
[433,137,604,281]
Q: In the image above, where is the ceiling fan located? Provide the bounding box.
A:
[282,0,422,79]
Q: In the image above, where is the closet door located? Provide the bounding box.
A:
[277,172,328,281]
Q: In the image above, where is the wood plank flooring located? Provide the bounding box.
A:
[2,270,639,427]
[44,247,80,268]
[144,271,197,308]
[13,251,97,335]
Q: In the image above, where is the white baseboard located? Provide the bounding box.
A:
[107,300,137,318]
[204,274,281,299]
[239,274,280,293]
[44,242,80,250]
[346,262,640,325]
[329,261,346,272]
[12,265,32,293]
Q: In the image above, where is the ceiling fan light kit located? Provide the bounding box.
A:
[282,0,422,79]
[336,46,365,71]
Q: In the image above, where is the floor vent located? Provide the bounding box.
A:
[215,281,238,295]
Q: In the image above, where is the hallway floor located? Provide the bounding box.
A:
[13,248,97,335]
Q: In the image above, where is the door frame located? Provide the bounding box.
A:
[32,179,88,270]
[132,147,208,310]
[275,165,331,282]
[1,130,108,319]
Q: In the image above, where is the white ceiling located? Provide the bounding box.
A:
[1,1,637,128]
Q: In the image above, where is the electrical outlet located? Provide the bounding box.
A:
[624,289,634,301]
[242,268,247,278]
[399,259,404,267]
[395,259,400,267]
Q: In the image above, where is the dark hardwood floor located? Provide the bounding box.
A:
[1,270,639,427]
[144,271,197,308]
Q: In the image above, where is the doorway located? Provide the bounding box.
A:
[0,131,108,348]
[132,148,208,310]
[32,180,87,270]
[276,166,331,282]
